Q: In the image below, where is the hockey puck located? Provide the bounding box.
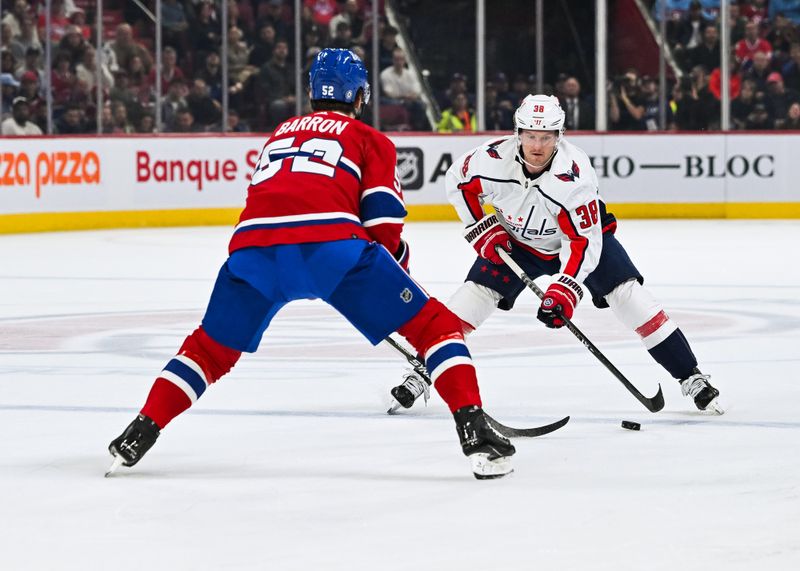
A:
[621,420,641,431]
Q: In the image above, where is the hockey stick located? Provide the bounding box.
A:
[496,247,665,412]
[383,336,570,438]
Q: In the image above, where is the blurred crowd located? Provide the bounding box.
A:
[2,0,800,135]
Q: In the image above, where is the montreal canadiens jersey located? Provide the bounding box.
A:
[229,111,406,255]
[447,135,616,283]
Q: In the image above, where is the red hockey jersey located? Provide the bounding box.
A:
[229,111,405,255]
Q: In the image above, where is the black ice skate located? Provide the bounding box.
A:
[680,369,723,414]
[454,405,516,479]
[106,414,161,476]
[387,371,430,414]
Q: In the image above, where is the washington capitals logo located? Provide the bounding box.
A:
[555,160,580,182]
[485,139,503,159]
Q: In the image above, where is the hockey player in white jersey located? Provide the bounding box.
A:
[390,94,722,414]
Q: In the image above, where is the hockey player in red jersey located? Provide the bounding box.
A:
[107,48,514,480]
[390,94,723,415]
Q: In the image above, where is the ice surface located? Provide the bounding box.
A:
[1,221,799,570]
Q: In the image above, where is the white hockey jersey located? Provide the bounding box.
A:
[446,135,612,284]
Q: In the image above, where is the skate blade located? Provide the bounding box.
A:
[386,399,403,415]
[704,397,725,415]
[105,455,125,477]
[470,452,513,480]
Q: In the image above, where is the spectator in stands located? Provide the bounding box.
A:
[76,45,114,94]
[9,14,41,65]
[17,46,44,87]
[767,13,796,70]
[745,102,771,129]
[780,101,800,129]
[484,81,514,131]
[378,24,399,71]
[742,0,768,24]
[743,50,773,92]
[301,24,322,60]
[731,78,758,129]
[1,73,21,118]
[726,2,748,44]
[173,106,201,132]
[770,0,800,24]
[259,0,292,43]
[258,39,295,129]
[437,92,476,133]
[1,95,42,135]
[136,113,155,134]
[304,0,338,29]
[161,0,190,58]
[507,73,531,106]
[330,21,356,50]
[68,8,91,40]
[198,51,223,102]
[736,21,772,67]
[50,51,76,108]
[149,46,184,95]
[227,108,251,132]
[380,46,427,131]
[37,0,70,43]
[639,75,670,130]
[228,1,254,43]
[765,72,800,128]
[17,70,43,124]
[55,102,88,134]
[186,77,221,129]
[190,1,221,69]
[249,22,277,67]
[670,76,702,130]
[105,23,154,76]
[127,54,153,107]
[110,99,134,133]
[669,0,711,65]
[3,0,32,39]
[162,77,189,131]
[439,72,469,110]
[609,69,646,130]
[782,42,800,91]
[1,47,16,76]
[686,25,719,73]
[329,0,369,47]
[58,24,86,68]
[559,75,594,131]
[227,26,252,85]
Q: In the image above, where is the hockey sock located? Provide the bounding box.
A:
[647,328,698,381]
[141,327,241,428]
[398,298,481,412]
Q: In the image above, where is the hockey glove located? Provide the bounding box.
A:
[463,214,512,265]
[537,273,584,329]
[393,239,410,272]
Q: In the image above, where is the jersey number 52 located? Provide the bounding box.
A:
[250,137,344,186]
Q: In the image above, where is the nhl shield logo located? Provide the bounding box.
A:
[396,147,424,190]
[400,288,413,303]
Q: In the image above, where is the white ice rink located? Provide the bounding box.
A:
[1,220,799,570]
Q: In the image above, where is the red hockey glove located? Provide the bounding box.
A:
[393,239,410,272]
[537,273,584,329]
[463,214,512,265]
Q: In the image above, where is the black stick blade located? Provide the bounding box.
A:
[485,413,570,438]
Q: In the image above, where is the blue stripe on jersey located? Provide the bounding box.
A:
[163,358,207,399]
[233,217,361,235]
[337,160,360,181]
[360,192,407,225]
[426,341,471,375]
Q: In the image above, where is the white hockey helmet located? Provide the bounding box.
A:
[514,94,565,138]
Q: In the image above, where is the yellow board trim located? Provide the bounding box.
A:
[2,202,800,234]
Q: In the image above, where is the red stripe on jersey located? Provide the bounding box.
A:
[602,220,618,234]
[557,208,589,277]
[458,178,485,222]
[635,310,669,339]
[229,223,371,254]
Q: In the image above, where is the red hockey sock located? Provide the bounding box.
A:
[141,378,192,429]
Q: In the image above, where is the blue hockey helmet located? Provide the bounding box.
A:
[308,48,371,105]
